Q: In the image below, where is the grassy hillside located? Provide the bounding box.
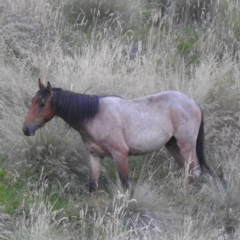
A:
[1,0,240,239]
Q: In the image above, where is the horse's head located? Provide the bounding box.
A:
[22,79,55,136]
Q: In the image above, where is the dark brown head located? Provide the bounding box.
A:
[22,79,55,136]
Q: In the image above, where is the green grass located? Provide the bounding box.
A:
[0,171,80,217]
[0,177,25,215]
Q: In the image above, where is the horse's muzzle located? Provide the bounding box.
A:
[22,126,36,136]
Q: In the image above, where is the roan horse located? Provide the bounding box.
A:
[23,79,210,193]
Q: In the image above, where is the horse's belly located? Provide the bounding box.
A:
[127,132,170,154]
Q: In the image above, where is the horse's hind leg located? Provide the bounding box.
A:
[176,137,202,178]
[165,136,185,167]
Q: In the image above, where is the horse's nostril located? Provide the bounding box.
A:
[23,126,30,136]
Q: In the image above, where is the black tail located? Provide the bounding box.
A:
[196,109,212,173]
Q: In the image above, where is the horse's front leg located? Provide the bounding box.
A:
[112,150,130,191]
[89,153,103,194]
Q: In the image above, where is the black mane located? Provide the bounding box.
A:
[52,89,100,128]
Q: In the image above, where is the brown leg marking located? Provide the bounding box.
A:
[89,153,103,193]
[112,150,130,190]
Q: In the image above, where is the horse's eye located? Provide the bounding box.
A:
[39,102,45,108]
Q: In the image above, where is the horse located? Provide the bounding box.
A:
[23,79,210,193]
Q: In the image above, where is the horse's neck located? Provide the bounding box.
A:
[52,90,100,128]
[53,101,72,127]
[52,90,73,127]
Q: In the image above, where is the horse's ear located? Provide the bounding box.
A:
[47,81,52,93]
[38,78,45,89]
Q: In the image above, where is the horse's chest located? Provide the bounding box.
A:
[84,140,111,157]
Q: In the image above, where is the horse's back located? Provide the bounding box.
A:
[129,91,201,127]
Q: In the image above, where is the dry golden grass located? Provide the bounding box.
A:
[1,0,240,239]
